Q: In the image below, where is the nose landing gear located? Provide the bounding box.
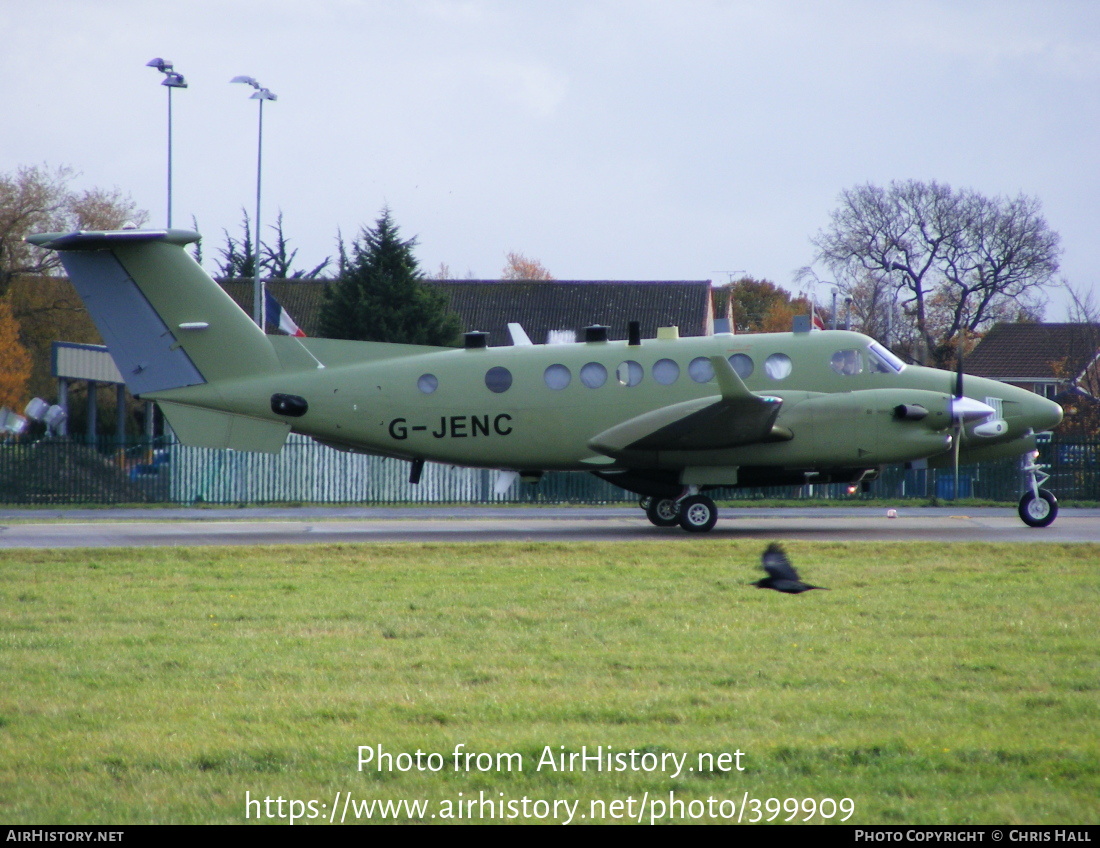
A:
[1018,450,1058,528]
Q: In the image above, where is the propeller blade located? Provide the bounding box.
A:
[953,420,961,500]
[953,335,965,500]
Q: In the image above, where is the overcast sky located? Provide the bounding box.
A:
[4,0,1098,318]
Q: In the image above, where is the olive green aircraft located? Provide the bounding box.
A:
[28,228,1065,531]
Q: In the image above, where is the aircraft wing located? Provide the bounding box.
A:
[587,356,788,454]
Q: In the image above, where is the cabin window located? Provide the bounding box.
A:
[544,363,571,390]
[688,356,714,383]
[580,362,607,388]
[830,349,863,376]
[728,353,753,379]
[417,374,438,394]
[653,358,680,385]
[616,360,644,387]
[764,353,792,380]
[485,366,512,394]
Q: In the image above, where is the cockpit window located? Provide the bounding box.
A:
[868,342,906,374]
[830,349,863,376]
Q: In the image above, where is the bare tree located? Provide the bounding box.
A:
[1063,282,1100,397]
[1,164,147,294]
[809,180,1060,366]
[1045,282,1100,436]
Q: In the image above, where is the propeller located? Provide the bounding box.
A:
[953,347,963,500]
[946,333,996,499]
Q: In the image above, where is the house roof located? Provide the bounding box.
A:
[433,279,713,346]
[219,278,714,346]
[965,322,1100,381]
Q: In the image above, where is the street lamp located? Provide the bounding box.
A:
[146,58,187,228]
[231,75,277,330]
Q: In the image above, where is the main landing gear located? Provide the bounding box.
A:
[640,493,719,533]
[1018,450,1058,528]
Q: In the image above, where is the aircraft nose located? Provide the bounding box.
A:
[1012,391,1063,433]
[1033,395,1064,432]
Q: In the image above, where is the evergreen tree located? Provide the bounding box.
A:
[318,209,461,345]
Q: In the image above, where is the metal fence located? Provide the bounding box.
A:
[0,432,1095,506]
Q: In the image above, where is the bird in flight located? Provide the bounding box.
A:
[753,543,828,594]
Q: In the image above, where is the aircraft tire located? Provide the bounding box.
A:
[1018,489,1058,528]
[645,498,680,527]
[678,495,718,533]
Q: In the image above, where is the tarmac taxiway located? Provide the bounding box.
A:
[1,506,1098,548]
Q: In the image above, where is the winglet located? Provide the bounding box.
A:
[710,355,753,400]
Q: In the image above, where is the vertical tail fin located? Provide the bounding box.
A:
[26,229,279,394]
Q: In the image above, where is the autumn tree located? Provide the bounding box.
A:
[318,208,461,345]
[718,276,814,333]
[1,164,147,295]
[501,252,553,281]
[0,299,32,411]
[808,180,1060,367]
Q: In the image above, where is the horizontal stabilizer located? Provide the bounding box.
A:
[159,402,290,453]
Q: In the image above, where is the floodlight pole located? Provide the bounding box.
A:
[232,76,277,330]
[146,59,187,228]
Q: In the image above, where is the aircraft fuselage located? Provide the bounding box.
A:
[150,328,1061,485]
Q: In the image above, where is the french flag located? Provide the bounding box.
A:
[264,289,305,337]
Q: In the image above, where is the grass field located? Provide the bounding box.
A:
[1,540,1097,825]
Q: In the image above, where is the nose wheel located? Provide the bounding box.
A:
[1019,450,1058,527]
[1019,489,1058,528]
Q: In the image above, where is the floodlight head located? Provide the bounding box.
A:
[147,58,173,72]
[24,398,48,422]
[231,75,260,88]
[162,71,188,89]
[43,405,67,434]
[251,87,277,101]
[0,408,27,435]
